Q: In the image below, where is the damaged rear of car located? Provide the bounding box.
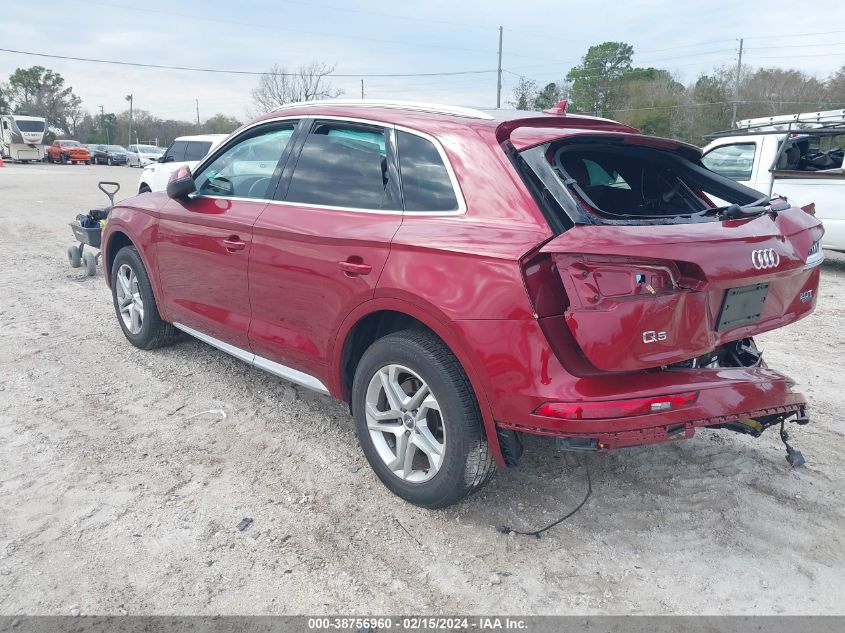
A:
[505,120,824,462]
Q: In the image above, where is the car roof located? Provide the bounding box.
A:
[250,99,639,148]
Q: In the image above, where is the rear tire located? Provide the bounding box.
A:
[110,246,180,350]
[352,329,495,508]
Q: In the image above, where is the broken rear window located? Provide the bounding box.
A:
[515,135,773,230]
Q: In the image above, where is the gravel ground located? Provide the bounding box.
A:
[0,163,843,616]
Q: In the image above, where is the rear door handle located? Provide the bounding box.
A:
[222,236,247,252]
[338,259,372,276]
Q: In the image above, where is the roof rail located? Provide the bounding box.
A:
[270,99,495,120]
[736,109,845,130]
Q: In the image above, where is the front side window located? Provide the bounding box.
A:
[284,121,399,210]
[164,141,187,162]
[185,141,212,161]
[396,131,459,212]
[193,124,296,200]
[702,143,756,180]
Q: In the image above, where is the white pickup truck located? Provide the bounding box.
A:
[702,109,844,252]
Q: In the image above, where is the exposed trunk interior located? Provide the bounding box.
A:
[516,134,772,229]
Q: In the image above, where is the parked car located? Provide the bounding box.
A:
[138,134,227,193]
[702,109,844,252]
[90,144,129,166]
[102,99,823,508]
[126,144,163,168]
[46,139,90,164]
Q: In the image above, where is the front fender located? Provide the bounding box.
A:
[102,196,165,315]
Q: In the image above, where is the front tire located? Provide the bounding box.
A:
[352,329,495,508]
[110,246,179,349]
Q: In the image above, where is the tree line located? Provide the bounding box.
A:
[511,41,845,143]
[2,42,845,148]
[0,66,242,146]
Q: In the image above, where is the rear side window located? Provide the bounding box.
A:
[284,122,399,210]
[702,143,756,180]
[165,141,187,162]
[185,141,212,161]
[397,131,459,212]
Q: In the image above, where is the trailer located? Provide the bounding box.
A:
[0,114,47,163]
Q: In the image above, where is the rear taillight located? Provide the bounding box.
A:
[552,254,683,309]
[535,391,698,420]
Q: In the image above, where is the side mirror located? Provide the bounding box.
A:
[166,165,196,199]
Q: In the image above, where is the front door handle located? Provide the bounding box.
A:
[222,235,247,252]
[338,259,372,276]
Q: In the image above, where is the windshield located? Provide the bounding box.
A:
[138,145,161,154]
[15,119,45,133]
[60,140,81,147]
[107,145,126,152]
[517,136,769,228]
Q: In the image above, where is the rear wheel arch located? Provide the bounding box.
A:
[334,302,505,467]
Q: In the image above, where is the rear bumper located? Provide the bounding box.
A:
[500,401,807,450]
[453,318,808,451]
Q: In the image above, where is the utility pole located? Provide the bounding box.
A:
[361,79,364,99]
[99,105,109,145]
[196,98,200,128]
[496,26,503,109]
[731,38,744,127]
[125,94,133,147]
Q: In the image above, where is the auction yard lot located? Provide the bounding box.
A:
[1,163,843,615]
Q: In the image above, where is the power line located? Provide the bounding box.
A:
[743,29,845,40]
[0,47,498,78]
[502,57,736,83]
[612,99,842,113]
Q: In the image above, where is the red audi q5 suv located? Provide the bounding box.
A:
[102,99,823,507]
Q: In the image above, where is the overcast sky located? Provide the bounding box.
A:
[2,0,844,122]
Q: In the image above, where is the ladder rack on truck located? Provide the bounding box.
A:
[706,109,845,139]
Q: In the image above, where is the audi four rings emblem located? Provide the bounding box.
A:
[751,249,780,270]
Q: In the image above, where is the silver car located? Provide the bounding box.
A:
[126,144,164,168]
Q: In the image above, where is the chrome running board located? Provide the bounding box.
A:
[172,322,330,395]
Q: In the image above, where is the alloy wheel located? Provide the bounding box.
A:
[115,263,144,334]
[365,364,446,483]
